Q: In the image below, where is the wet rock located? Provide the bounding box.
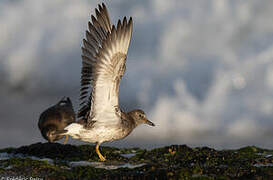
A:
[0,143,272,179]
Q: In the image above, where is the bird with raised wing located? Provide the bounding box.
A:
[57,3,155,161]
[38,97,75,144]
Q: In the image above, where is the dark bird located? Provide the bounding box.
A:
[38,97,75,144]
[57,3,155,161]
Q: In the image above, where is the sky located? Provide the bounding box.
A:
[0,0,273,149]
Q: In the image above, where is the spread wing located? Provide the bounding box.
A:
[78,3,133,127]
[78,3,112,121]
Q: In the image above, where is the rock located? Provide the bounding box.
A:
[0,143,272,179]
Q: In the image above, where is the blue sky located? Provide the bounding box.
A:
[0,0,273,149]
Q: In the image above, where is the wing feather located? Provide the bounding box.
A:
[78,3,132,125]
[78,4,113,121]
[77,4,133,126]
[88,18,132,126]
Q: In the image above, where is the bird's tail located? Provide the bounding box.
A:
[54,123,83,138]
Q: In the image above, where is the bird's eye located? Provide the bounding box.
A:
[139,114,142,118]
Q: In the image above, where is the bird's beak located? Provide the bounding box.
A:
[47,132,54,143]
[145,119,155,126]
[48,138,54,143]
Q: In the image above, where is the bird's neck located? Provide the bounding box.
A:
[121,111,137,129]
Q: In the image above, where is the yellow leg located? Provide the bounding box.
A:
[96,143,106,161]
[63,135,69,144]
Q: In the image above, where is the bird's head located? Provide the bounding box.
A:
[129,109,155,127]
[42,125,60,143]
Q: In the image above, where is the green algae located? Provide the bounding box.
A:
[0,157,60,177]
[0,147,15,153]
[0,143,272,179]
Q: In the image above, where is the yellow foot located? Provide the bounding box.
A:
[96,143,106,162]
[98,153,106,162]
[63,135,69,144]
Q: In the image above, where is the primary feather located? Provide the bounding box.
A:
[78,3,133,128]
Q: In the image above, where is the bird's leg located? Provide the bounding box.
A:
[96,143,106,161]
[63,135,69,144]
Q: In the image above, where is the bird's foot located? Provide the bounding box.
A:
[96,143,106,162]
[98,154,106,162]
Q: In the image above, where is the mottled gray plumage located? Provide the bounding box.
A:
[58,3,155,161]
[38,97,75,143]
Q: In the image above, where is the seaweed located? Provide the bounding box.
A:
[0,143,272,179]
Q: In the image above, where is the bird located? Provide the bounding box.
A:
[56,3,155,161]
[38,97,75,144]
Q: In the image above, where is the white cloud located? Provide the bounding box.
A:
[227,117,261,138]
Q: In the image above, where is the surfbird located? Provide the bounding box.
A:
[56,3,155,161]
[38,97,75,144]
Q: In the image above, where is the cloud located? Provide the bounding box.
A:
[0,0,92,88]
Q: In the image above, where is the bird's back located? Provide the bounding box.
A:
[38,98,76,131]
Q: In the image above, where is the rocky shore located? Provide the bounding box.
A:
[0,143,272,179]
